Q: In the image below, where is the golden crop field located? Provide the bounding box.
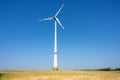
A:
[0,70,120,80]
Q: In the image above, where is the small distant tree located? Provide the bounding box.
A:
[114,68,120,71]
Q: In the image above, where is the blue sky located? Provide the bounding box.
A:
[0,0,120,70]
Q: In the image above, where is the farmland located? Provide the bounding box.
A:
[0,70,120,80]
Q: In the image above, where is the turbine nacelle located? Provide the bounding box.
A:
[53,17,57,21]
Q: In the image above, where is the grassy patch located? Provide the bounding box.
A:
[0,73,4,80]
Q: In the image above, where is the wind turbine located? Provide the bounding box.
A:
[38,4,64,70]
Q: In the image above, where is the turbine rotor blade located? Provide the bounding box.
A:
[38,17,53,21]
[56,18,64,29]
[55,4,64,17]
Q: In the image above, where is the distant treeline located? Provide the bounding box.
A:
[75,68,120,71]
[96,68,120,71]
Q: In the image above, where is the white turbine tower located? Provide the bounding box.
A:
[39,4,64,70]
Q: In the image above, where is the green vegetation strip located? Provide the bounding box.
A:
[0,74,4,80]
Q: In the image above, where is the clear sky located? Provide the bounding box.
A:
[0,0,120,70]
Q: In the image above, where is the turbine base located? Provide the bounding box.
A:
[53,66,59,70]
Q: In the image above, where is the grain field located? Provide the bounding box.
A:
[0,70,120,80]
